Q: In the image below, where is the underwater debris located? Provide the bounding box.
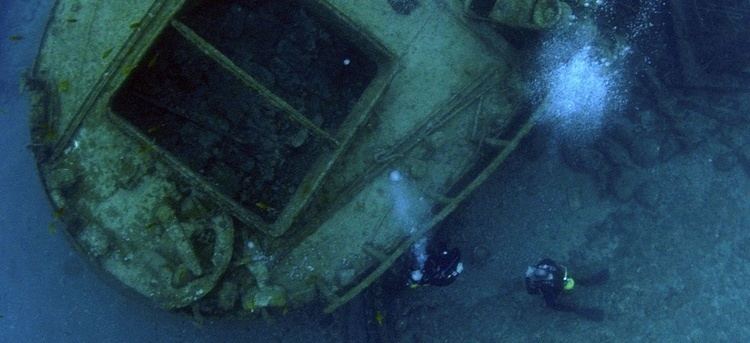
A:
[57,79,70,93]
[101,47,113,59]
[374,310,385,326]
[52,207,65,219]
[464,0,564,29]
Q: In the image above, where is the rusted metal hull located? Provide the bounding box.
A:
[28,0,531,315]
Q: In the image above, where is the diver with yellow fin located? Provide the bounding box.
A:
[525,258,608,322]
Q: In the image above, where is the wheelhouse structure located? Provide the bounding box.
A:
[28,0,534,315]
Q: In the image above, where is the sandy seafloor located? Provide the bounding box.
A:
[2,1,750,342]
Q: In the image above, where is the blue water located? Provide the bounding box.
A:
[3,0,750,342]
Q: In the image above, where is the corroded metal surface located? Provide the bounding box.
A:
[28,0,530,315]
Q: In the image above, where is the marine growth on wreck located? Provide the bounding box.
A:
[27,0,724,318]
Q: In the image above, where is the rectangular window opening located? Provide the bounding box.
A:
[111,0,378,223]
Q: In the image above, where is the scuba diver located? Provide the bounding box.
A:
[408,242,463,287]
[525,258,608,321]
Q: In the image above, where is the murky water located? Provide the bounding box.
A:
[2,0,750,341]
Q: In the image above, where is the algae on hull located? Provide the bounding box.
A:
[28,0,535,315]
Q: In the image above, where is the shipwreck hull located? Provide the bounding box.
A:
[28,0,531,314]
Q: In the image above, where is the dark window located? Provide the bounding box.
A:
[112,0,377,221]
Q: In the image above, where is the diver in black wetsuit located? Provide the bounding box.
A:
[525,258,572,308]
[408,242,463,287]
[525,258,608,321]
